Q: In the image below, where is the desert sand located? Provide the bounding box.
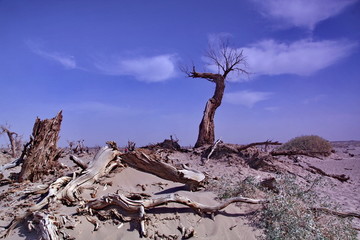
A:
[0,140,359,239]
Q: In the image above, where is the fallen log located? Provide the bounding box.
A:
[86,193,266,237]
[238,140,281,152]
[307,165,350,182]
[120,149,205,190]
[271,150,325,159]
[312,207,360,219]
[87,193,266,213]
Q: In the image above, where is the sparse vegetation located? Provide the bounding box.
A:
[259,175,356,240]
[217,174,357,240]
[278,135,333,156]
[218,176,259,199]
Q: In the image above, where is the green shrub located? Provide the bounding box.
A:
[278,135,333,156]
[258,175,357,240]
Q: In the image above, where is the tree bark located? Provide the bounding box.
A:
[120,149,205,190]
[18,111,63,182]
[0,126,19,158]
[191,72,225,148]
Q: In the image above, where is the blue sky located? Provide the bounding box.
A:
[0,0,359,147]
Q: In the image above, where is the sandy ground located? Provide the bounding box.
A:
[0,141,359,239]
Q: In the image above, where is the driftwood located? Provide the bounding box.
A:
[204,138,223,163]
[312,207,360,219]
[1,145,121,238]
[19,111,63,182]
[31,212,60,240]
[60,146,122,204]
[238,140,281,152]
[1,176,72,238]
[271,150,325,158]
[3,141,357,239]
[69,155,88,170]
[86,193,266,237]
[0,141,31,173]
[120,149,205,190]
[307,165,350,182]
[0,143,259,239]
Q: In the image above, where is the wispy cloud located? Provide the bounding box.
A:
[95,54,177,82]
[224,90,272,108]
[25,39,77,69]
[243,39,357,76]
[252,0,357,30]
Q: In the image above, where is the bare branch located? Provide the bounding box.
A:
[238,141,282,152]
[0,126,20,158]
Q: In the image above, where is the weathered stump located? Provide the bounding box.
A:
[18,111,63,182]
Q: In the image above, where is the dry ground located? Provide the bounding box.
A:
[0,141,359,239]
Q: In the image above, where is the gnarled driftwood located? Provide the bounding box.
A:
[120,149,205,190]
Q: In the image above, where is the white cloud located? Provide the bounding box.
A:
[26,40,77,69]
[252,0,357,30]
[243,39,357,76]
[95,54,177,82]
[224,90,272,108]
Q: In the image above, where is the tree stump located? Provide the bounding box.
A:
[18,111,63,182]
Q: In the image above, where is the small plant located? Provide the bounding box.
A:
[278,135,333,156]
[218,176,259,199]
[258,174,357,240]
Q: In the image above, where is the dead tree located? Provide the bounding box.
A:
[18,111,63,182]
[121,149,205,190]
[186,39,248,147]
[0,126,21,158]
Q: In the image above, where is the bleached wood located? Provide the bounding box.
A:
[1,176,72,238]
[33,212,60,240]
[86,193,265,237]
[120,149,205,190]
[59,146,121,203]
[87,193,265,213]
[69,155,88,170]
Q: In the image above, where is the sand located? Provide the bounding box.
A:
[0,141,359,239]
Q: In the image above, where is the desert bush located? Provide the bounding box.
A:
[258,175,357,240]
[218,176,259,199]
[278,135,333,156]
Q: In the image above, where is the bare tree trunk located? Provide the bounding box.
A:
[18,111,63,182]
[192,72,225,148]
[0,126,19,158]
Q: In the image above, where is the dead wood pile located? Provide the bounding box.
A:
[0,136,356,239]
[0,142,265,239]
